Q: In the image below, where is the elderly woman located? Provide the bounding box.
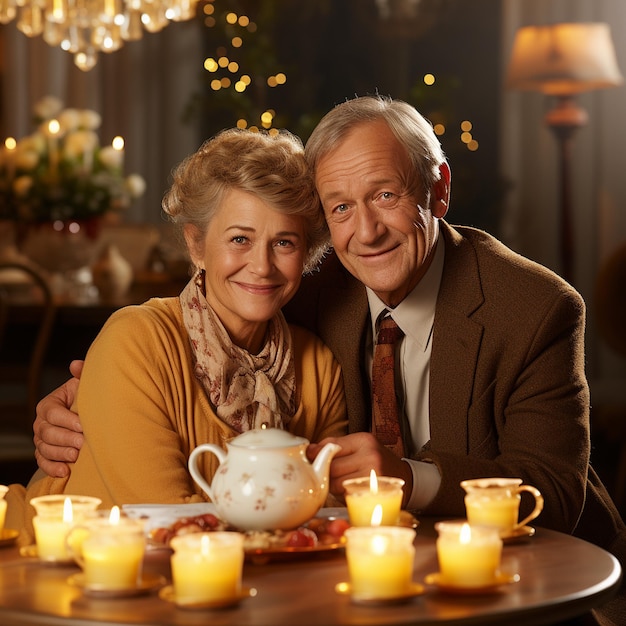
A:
[6,128,347,536]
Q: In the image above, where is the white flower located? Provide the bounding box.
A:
[12,175,34,197]
[33,96,63,121]
[64,130,99,159]
[18,133,46,156]
[98,145,123,170]
[58,108,82,132]
[79,109,102,130]
[124,174,146,199]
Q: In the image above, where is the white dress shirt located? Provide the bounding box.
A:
[366,236,445,510]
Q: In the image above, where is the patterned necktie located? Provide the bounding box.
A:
[371,315,405,457]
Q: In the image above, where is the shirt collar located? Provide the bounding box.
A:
[367,235,445,351]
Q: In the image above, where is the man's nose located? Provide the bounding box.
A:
[354,203,384,243]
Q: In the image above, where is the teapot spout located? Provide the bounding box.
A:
[311,442,341,504]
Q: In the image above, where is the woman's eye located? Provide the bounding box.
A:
[231,235,248,244]
[275,239,294,248]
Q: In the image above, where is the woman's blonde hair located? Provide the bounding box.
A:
[162,128,330,273]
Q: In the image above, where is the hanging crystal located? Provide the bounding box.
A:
[5,0,199,70]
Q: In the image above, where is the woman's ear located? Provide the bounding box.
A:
[432,162,451,219]
[183,224,205,270]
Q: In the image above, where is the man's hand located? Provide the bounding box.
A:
[33,360,85,478]
[307,432,414,508]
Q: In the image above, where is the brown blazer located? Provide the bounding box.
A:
[284,221,626,554]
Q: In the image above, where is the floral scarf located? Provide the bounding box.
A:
[179,272,297,432]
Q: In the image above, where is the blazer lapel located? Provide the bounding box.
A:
[315,262,370,434]
[429,223,485,454]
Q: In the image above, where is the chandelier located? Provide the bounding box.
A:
[0,0,199,71]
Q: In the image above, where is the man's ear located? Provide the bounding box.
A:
[432,162,451,219]
[183,224,205,269]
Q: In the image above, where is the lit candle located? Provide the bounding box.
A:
[3,138,16,181]
[46,119,61,182]
[75,507,146,590]
[435,521,503,588]
[343,470,404,526]
[0,485,8,531]
[30,495,102,562]
[111,135,124,171]
[461,478,544,534]
[32,496,75,561]
[170,532,244,605]
[344,509,416,601]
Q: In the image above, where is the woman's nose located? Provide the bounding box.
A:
[250,245,273,275]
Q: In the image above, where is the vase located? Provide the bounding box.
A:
[18,220,102,274]
[16,220,102,302]
[91,243,133,301]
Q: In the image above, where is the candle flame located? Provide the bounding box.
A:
[371,533,388,555]
[112,135,124,151]
[370,503,383,527]
[48,119,60,136]
[109,505,121,525]
[4,137,16,150]
[369,469,378,494]
[460,522,472,544]
[201,533,211,556]
[62,497,73,523]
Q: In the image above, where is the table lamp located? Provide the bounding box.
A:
[506,22,623,283]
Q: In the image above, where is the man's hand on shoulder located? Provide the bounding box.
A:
[33,360,85,478]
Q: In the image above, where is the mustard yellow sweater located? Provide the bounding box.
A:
[7,297,347,539]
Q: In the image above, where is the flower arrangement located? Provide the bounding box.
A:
[0,96,146,225]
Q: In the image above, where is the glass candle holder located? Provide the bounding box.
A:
[30,494,102,561]
[0,485,8,531]
[344,525,416,600]
[170,532,245,606]
[435,521,503,588]
[461,477,544,534]
[66,509,146,590]
[343,473,404,526]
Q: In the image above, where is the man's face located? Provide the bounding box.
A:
[315,120,448,307]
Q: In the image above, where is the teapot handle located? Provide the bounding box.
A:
[188,444,226,500]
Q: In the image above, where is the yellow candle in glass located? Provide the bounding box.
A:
[75,507,146,590]
[345,524,416,600]
[30,495,102,562]
[0,485,8,531]
[461,478,544,534]
[170,532,244,605]
[435,521,503,588]
[32,497,75,561]
[343,470,404,526]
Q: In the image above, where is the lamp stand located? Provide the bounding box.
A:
[544,96,588,284]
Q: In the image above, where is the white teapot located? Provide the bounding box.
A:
[188,428,341,531]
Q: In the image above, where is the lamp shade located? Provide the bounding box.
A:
[506,22,623,95]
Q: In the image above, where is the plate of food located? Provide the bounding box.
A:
[144,508,350,564]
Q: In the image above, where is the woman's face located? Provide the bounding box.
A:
[186,188,306,352]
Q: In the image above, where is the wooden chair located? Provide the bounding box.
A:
[0,262,57,483]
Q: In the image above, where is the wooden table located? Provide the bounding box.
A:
[0,520,620,626]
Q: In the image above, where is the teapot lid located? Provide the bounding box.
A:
[230,428,308,449]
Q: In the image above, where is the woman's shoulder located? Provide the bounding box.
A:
[105,296,182,327]
[94,297,185,350]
